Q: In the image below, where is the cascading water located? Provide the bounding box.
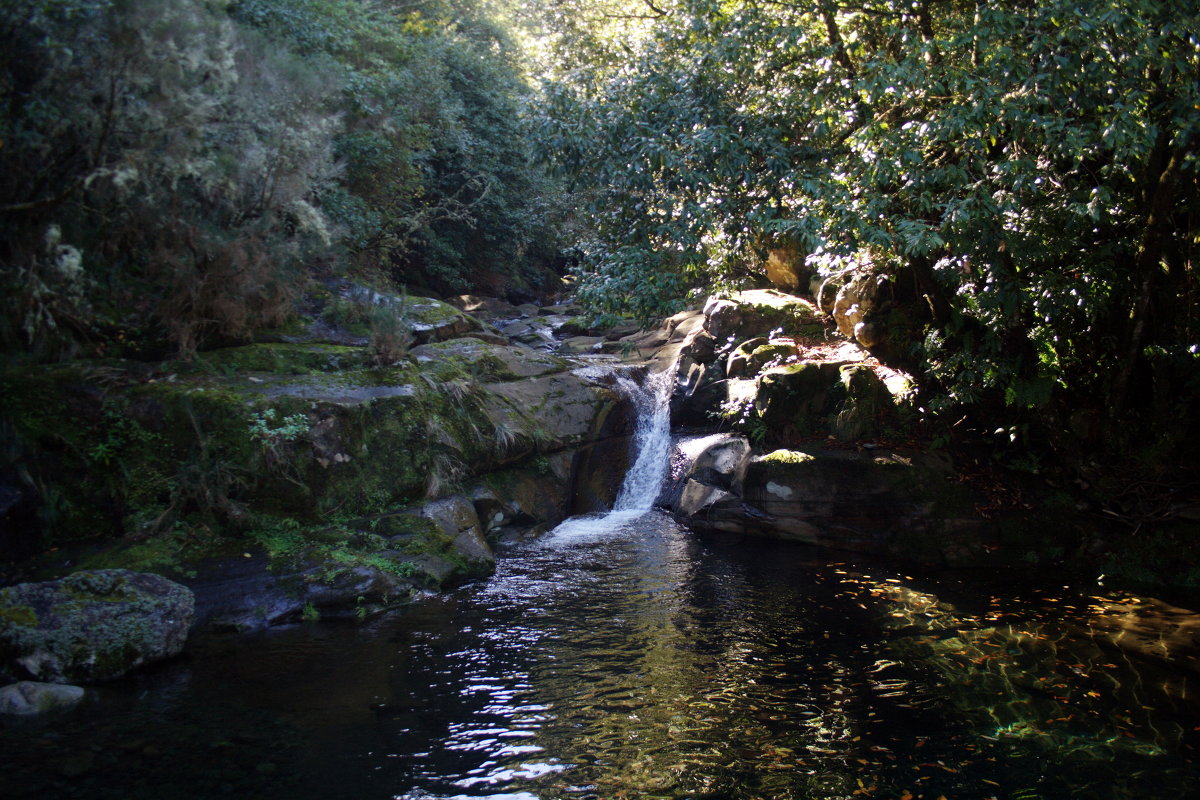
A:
[610,367,675,512]
[542,365,676,543]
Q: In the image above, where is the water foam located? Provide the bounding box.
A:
[542,365,675,545]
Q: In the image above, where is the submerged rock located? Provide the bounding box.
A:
[0,681,85,715]
[0,570,193,683]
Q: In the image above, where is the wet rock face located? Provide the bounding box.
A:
[0,570,193,683]
[669,438,996,565]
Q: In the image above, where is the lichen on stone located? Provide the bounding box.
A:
[759,449,816,465]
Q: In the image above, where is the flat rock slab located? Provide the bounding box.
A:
[411,338,568,380]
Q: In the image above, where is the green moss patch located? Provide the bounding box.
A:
[759,449,816,465]
[181,343,372,376]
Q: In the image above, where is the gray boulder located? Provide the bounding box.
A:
[666,435,753,521]
[0,681,85,715]
[671,440,999,565]
[0,570,193,683]
[418,495,495,572]
[702,289,821,346]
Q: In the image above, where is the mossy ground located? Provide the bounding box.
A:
[1,317,594,595]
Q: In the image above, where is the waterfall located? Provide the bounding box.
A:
[542,365,676,543]
[610,367,675,512]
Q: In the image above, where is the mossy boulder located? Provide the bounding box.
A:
[0,569,193,683]
[555,315,599,337]
[702,289,822,346]
[404,295,485,344]
[749,360,906,442]
[754,360,850,434]
[831,364,899,440]
[414,495,494,573]
[726,338,799,379]
[410,338,567,381]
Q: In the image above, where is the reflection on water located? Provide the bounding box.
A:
[1,510,1197,799]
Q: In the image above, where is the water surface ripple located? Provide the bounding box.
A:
[2,511,1197,800]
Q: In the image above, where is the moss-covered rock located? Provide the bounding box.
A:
[738,359,910,443]
[757,448,816,467]
[754,360,849,434]
[405,295,485,343]
[0,569,193,683]
[702,289,822,346]
[832,364,898,440]
[726,338,798,379]
[410,338,567,381]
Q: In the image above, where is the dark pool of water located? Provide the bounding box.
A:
[2,510,1197,799]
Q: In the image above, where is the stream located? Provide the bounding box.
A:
[2,367,1198,799]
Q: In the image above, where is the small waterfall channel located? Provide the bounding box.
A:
[544,365,675,543]
[610,367,675,512]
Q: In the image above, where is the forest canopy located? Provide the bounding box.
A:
[0,0,566,360]
[2,0,1198,458]
[536,0,1199,454]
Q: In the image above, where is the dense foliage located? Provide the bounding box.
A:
[3,0,1198,459]
[538,0,1200,454]
[0,0,565,359]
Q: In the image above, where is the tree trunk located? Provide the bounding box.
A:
[908,253,954,326]
[1110,146,1185,415]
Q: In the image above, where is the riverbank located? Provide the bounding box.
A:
[3,286,1198,688]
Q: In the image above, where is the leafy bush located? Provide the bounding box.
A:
[1,0,570,365]
[537,0,1200,455]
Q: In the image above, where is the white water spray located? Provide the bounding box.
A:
[542,365,676,543]
[610,367,675,512]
